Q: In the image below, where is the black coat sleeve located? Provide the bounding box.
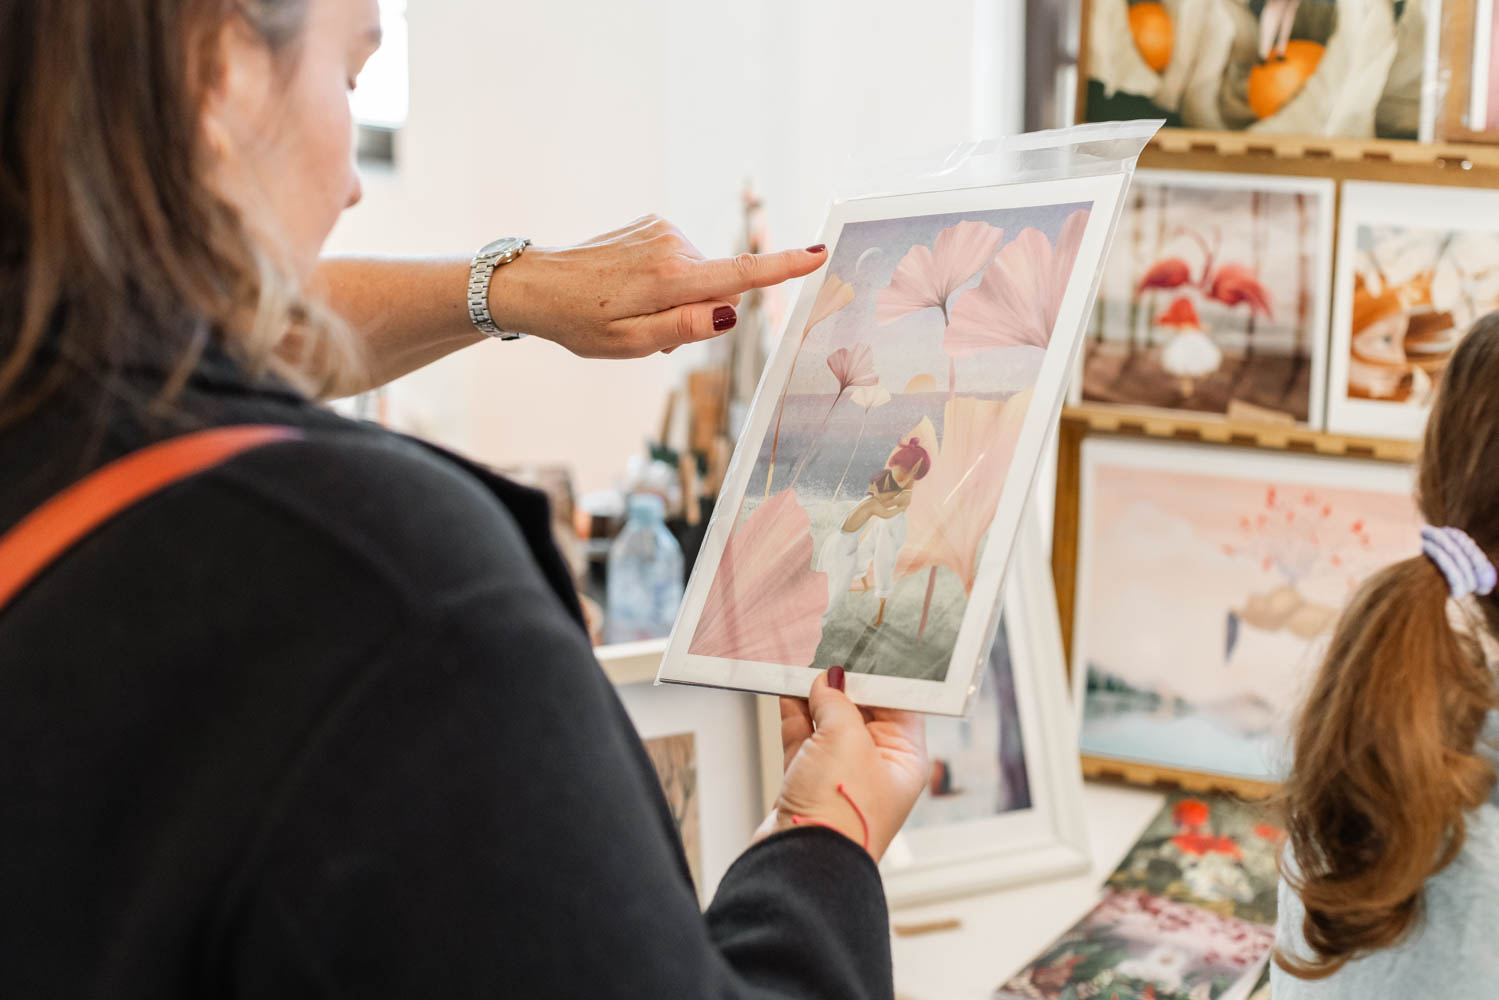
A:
[214,481,893,999]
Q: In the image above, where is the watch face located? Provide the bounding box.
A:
[480,236,520,257]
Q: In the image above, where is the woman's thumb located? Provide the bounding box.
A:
[808,666,865,734]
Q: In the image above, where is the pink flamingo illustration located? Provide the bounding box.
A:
[1137,228,1274,319]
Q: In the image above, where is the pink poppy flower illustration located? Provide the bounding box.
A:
[876,220,1006,324]
[896,388,1032,637]
[688,489,828,664]
[944,208,1090,356]
[876,220,1004,394]
[764,274,855,497]
[788,344,879,489]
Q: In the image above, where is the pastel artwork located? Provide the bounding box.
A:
[1076,441,1420,781]
[687,201,1093,686]
[1083,172,1331,425]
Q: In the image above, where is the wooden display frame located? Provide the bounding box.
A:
[1076,0,1499,187]
[1050,405,1417,798]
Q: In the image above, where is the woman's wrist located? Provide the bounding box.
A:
[483,243,553,341]
[753,802,874,857]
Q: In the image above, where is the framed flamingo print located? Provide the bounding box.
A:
[658,172,1130,714]
[1077,169,1334,428]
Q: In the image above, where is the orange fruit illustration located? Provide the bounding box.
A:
[1247,40,1325,120]
[1129,2,1174,73]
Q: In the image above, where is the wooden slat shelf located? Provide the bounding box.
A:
[1081,758,1277,801]
[1140,129,1499,186]
[1150,127,1499,166]
[1061,405,1419,462]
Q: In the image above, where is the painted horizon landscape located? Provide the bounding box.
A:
[686,202,1095,684]
[1076,440,1420,782]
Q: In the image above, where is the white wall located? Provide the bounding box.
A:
[326,0,1025,492]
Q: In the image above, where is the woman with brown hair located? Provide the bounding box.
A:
[1275,319,1499,996]
[0,1,927,997]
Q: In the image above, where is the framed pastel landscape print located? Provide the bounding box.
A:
[1072,437,1420,785]
[659,172,1129,715]
[1079,169,1334,427]
[880,516,1088,907]
[1326,181,1499,440]
[1082,0,1441,140]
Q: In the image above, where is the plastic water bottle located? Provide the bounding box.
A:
[605,493,685,644]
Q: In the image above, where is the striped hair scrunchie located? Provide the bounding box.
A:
[1421,525,1498,599]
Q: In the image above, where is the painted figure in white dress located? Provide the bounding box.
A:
[817,436,933,628]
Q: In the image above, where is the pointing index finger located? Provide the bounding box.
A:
[687,245,828,301]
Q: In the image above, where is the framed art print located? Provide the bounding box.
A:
[1079,169,1334,427]
[1072,436,1420,785]
[879,512,1089,907]
[658,171,1129,715]
[1081,0,1441,140]
[598,642,780,904]
[1326,180,1499,440]
[997,889,1274,1000]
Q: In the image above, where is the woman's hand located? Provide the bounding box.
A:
[754,666,928,862]
[487,215,828,358]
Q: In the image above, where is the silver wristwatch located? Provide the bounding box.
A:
[467,236,531,339]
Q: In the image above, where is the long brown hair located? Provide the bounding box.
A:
[0,0,356,427]
[1279,316,1499,977]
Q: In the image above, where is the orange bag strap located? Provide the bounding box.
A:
[0,425,301,614]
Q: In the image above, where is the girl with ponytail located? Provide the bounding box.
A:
[1275,316,1499,995]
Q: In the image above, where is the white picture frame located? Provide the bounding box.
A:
[1073,168,1335,430]
[1325,180,1499,440]
[598,641,782,903]
[1070,436,1420,785]
[879,509,1090,908]
[657,172,1129,716]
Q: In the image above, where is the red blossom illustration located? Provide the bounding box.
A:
[1220,485,1379,588]
[1173,798,1210,829]
[1171,831,1243,859]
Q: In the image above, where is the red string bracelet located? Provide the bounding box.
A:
[790,783,870,851]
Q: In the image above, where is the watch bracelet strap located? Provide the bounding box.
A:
[468,238,531,339]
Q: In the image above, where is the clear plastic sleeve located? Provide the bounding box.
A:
[659,121,1161,715]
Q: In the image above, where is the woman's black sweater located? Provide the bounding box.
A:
[0,349,893,999]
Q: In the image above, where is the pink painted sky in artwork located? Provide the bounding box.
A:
[1080,454,1420,709]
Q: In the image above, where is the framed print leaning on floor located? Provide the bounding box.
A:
[599,640,778,907]
[657,170,1130,716]
[880,511,1089,907]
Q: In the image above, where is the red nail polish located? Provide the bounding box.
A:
[806,244,827,254]
[713,306,737,332]
[828,664,845,691]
